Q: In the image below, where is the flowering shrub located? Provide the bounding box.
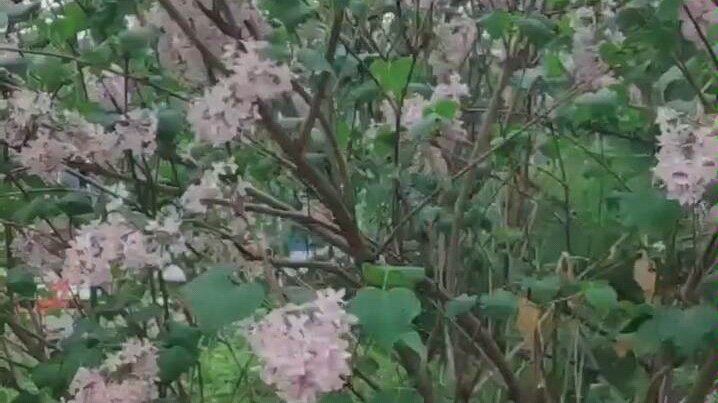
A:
[0,0,714,403]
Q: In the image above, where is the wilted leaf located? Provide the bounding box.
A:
[556,252,575,282]
[613,334,634,358]
[632,250,656,302]
[515,297,542,350]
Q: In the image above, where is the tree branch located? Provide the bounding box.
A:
[444,59,514,294]
[684,345,718,403]
[297,9,344,152]
[256,99,372,261]
[420,279,524,402]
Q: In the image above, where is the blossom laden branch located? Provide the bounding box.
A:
[156,0,230,77]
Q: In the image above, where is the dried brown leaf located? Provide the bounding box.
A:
[556,251,575,282]
[633,250,657,302]
[613,334,634,358]
[516,297,542,350]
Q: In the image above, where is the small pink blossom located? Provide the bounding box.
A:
[68,338,159,403]
[653,108,718,206]
[243,288,356,403]
[188,42,292,146]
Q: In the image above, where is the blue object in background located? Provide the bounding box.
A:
[288,233,314,262]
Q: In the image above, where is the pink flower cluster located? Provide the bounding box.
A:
[653,108,718,206]
[67,338,159,403]
[572,26,617,91]
[62,214,158,289]
[429,15,476,81]
[2,89,157,183]
[678,0,718,46]
[147,0,270,85]
[85,69,134,112]
[187,42,292,146]
[243,289,357,403]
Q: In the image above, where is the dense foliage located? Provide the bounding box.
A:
[0,0,715,402]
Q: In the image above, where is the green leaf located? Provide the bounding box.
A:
[656,0,681,20]
[592,344,648,396]
[521,275,561,304]
[319,392,354,403]
[164,321,202,353]
[259,0,316,32]
[397,331,426,361]
[11,392,42,403]
[574,88,619,107]
[13,197,50,224]
[156,106,186,144]
[433,99,459,120]
[55,192,94,217]
[446,294,477,317]
[298,48,333,73]
[659,66,696,102]
[29,56,73,93]
[6,267,36,299]
[480,10,513,39]
[543,54,566,78]
[158,345,198,383]
[335,120,351,151]
[367,388,423,403]
[348,287,421,350]
[637,304,716,356]
[349,80,381,103]
[407,82,433,98]
[479,290,519,319]
[181,265,266,335]
[517,15,556,46]
[51,2,87,43]
[371,57,413,97]
[354,355,379,375]
[79,41,114,67]
[31,363,63,392]
[672,304,715,355]
[118,26,160,57]
[58,343,104,386]
[361,264,426,289]
[614,176,682,235]
[583,282,619,313]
